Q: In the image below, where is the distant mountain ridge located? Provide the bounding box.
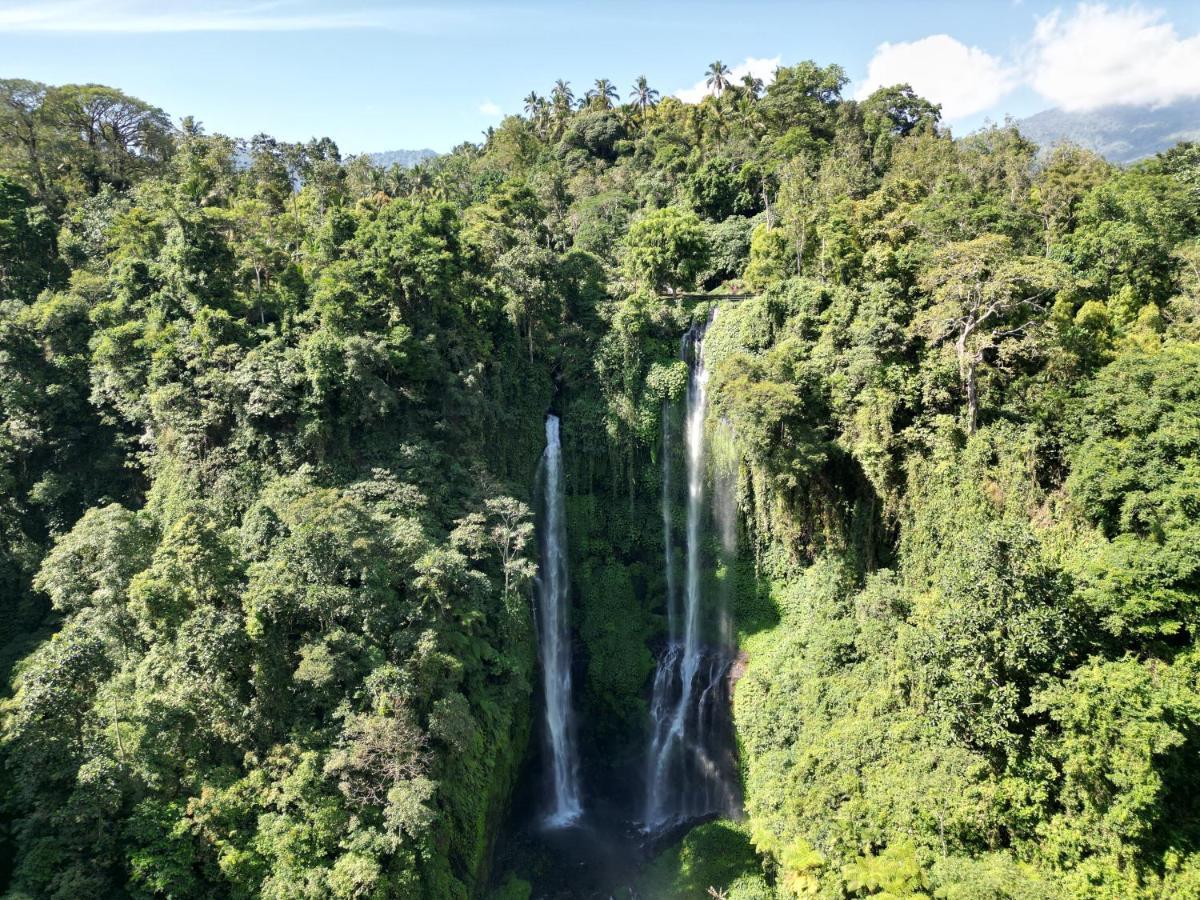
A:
[365,148,438,168]
[1015,100,1200,164]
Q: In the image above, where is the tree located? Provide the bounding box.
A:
[1055,170,1194,317]
[1030,144,1110,250]
[326,706,430,807]
[759,61,847,144]
[917,234,1064,432]
[43,84,172,195]
[705,61,732,96]
[860,84,941,137]
[483,496,536,598]
[551,79,575,123]
[743,223,791,290]
[629,76,660,116]
[739,74,765,99]
[1030,656,1199,880]
[622,206,711,294]
[34,503,152,646]
[0,78,51,203]
[586,78,619,110]
[842,843,930,899]
[774,152,820,273]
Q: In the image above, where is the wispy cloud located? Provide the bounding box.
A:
[478,99,502,118]
[0,0,473,33]
[674,55,780,104]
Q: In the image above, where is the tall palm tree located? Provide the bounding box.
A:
[740,73,764,98]
[523,92,550,135]
[384,164,410,198]
[551,79,574,118]
[705,60,732,96]
[432,169,455,202]
[629,75,660,116]
[586,78,619,110]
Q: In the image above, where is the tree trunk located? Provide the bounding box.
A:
[965,359,978,435]
[956,330,979,435]
[23,130,48,203]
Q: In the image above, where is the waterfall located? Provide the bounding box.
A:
[643,312,739,832]
[535,414,583,827]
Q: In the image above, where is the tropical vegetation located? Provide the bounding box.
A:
[1,63,1199,899]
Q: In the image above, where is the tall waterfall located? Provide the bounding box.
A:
[643,313,740,832]
[535,414,583,827]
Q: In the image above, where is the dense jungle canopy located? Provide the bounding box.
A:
[1,65,1200,899]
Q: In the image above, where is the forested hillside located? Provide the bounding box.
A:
[1016,99,1200,164]
[1,65,1199,899]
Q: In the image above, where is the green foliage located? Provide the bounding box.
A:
[744,223,792,290]
[2,59,1200,900]
[638,821,774,899]
[1065,345,1200,641]
[623,206,712,294]
[1029,654,1199,882]
[0,174,60,301]
[575,558,654,736]
[488,875,533,900]
[843,842,929,898]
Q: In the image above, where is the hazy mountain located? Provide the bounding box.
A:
[366,148,438,168]
[1016,99,1200,163]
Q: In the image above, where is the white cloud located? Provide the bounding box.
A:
[0,0,470,33]
[854,5,1200,122]
[674,55,781,104]
[855,34,1017,122]
[478,100,503,118]
[1028,3,1200,110]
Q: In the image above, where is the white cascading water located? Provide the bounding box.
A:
[643,313,739,831]
[535,414,583,827]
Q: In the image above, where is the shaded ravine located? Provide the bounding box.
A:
[495,317,743,896]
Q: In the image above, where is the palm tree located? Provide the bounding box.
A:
[384,164,410,197]
[551,79,574,118]
[705,60,732,96]
[523,91,550,134]
[629,75,660,116]
[432,169,455,202]
[586,78,619,110]
[740,73,764,98]
[409,164,433,196]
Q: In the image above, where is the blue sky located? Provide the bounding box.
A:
[2,1,1199,154]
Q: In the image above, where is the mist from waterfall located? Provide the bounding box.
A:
[535,414,583,827]
[643,312,740,832]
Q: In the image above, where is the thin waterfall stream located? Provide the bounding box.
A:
[643,311,740,832]
[535,414,583,827]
